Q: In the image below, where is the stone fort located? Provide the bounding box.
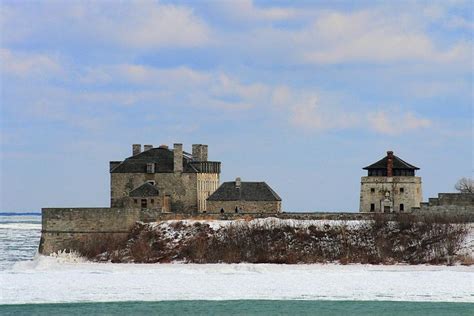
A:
[39,144,473,255]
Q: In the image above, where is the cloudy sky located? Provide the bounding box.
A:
[1,0,472,212]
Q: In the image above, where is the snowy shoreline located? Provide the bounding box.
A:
[1,255,473,304]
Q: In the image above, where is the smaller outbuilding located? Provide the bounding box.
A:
[123,182,171,212]
[206,177,282,214]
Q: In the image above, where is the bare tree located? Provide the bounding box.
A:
[454,177,474,193]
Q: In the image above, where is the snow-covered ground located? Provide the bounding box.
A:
[1,255,473,304]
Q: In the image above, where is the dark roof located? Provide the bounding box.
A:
[110,147,219,173]
[207,181,281,202]
[363,155,419,170]
[129,183,159,197]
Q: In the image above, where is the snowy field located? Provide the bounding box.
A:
[1,255,473,304]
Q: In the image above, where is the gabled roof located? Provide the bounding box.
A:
[363,155,419,170]
[110,147,207,173]
[129,183,159,197]
[207,181,281,202]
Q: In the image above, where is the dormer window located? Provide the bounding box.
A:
[146,163,155,173]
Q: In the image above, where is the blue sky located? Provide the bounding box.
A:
[1,0,472,212]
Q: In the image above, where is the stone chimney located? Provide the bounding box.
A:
[235,177,241,189]
[192,144,208,161]
[192,144,201,161]
[144,144,153,151]
[173,143,183,173]
[132,144,141,156]
[202,145,208,161]
[387,151,394,177]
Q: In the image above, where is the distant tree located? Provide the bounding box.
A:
[454,177,474,193]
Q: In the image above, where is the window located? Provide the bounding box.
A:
[150,199,154,204]
[370,188,375,193]
[146,163,155,173]
[400,204,404,211]
[370,203,375,212]
[141,199,147,208]
[399,187,404,193]
[147,180,155,185]
[220,208,225,214]
[134,199,138,204]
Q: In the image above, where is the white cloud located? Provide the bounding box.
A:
[299,10,471,64]
[103,2,211,49]
[0,49,62,78]
[367,111,431,135]
[1,1,211,49]
[289,94,359,131]
[215,0,297,22]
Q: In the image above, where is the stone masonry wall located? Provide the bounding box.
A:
[419,193,474,213]
[39,208,162,254]
[111,172,198,213]
[206,200,281,213]
[360,176,422,212]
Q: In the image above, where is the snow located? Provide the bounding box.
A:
[151,218,364,231]
[1,255,472,304]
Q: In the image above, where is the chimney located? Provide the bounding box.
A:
[202,145,208,161]
[159,144,169,149]
[132,144,141,156]
[235,177,241,189]
[143,144,153,151]
[387,151,393,177]
[192,144,209,162]
[192,144,201,161]
[173,143,183,173]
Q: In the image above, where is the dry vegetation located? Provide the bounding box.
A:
[75,214,471,265]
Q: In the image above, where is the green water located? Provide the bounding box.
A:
[0,300,472,316]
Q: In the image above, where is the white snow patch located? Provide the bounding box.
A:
[1,256,473,304]
[150,218,363,231]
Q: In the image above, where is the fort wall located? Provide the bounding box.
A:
[40,205,473,255]
[39,208,162,255]
[419,193,474,213]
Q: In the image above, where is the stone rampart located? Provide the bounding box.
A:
[40,206,474,255]
[39,208,162,254]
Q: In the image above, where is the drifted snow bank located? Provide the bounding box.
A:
[2,256,473,304]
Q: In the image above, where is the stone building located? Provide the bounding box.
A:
[206,177,282,213]
[110,143,221,213]
[360,151,422,213]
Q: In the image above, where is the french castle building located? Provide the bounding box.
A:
[359,151,422,213]
[110,143,221,213]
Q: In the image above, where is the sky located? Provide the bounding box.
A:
[1,0,472,212]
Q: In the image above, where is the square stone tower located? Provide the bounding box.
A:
[360,151,422,213]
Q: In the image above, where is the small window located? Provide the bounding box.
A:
[141,199,147,208]
[400,204,404,211]
[146,163,155,174]
[370,203,375,212]
[399,188,404,193]
[147,180,155,185]
[220,208,225,214]
[150,199,154,204]
[235,206,239,213]
[134,199,138,204]
[370,188,375,193]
